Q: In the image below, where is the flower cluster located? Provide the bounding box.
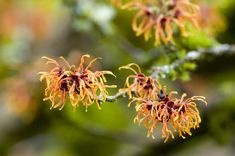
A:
[118,0,200,45]
[39,57,207,142]
[121,63,207,142]
[39,55,116,111]
[119,63,159,99]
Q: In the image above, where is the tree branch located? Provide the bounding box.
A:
[99,91,128,103]
[151,44,235,78]
[98,44,235,103]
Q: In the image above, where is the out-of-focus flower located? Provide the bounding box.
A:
[119,0,200,45]
[111,0,122,7]
[39,55,116,111]
[198,2,226,36]
[119,63,159,99]
[0,0,69,65]
[2,77,38,121]
[0,0,66,42]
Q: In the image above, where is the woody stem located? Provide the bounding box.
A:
[151,44,235,78]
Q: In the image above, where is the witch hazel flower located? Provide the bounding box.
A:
[39,55,116,111]
[119,63,159,99]
[119,0,200,45]
[121,63,207,142]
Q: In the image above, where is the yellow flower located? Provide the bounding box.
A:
[128,83,207,143]
[119,63,159,99]
[128,98,157,127]
[39,55,116,111]
[120,0,200,45]
[171,93,207,139]
[39,56,70,110]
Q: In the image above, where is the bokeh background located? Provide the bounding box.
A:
[0,0,235,156]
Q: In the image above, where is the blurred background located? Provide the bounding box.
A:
[0,0,235,155]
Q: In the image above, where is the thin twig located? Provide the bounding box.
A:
[99,90,137,103]
[100,91,128,102]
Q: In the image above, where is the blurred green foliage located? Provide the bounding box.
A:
[0,0,235,156]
